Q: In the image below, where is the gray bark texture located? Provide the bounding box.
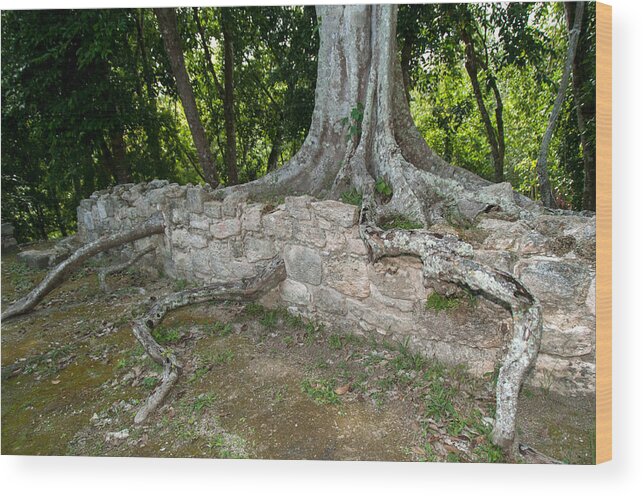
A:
[536,2,585,208]
[154,8,219,187]
[211,4,543,451]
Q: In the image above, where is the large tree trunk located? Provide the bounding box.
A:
[212,5,543,452]
[536,2,584,209]
[154,8,219,187]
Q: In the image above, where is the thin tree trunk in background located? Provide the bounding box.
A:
[136,10,163,170]
[461,28,504,183]
[267,128,282,172]
[536,2,584,209]
[221,10,238,185]
[110,127,132,184]
[154,8,219,187]
[565,2,596,211]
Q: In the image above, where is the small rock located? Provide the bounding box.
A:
[105,429,129,443]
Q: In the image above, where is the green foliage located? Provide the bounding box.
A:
[425,293,460,312]
[340,102,364,142]
[191,392,216,413]
[340,188,363,207]
[152,326,182,345]
[375,177,393,198]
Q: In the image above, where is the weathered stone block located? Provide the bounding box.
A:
[473,250,514,273]
[284,245,322,285]
[240,204,262,231]
[294,221,326,248]
[187,232,208,249]
[203,201,222,219]
[280,279,312,305]
[285,195,314,220]
[367,256,424,301]
[189,216,210,231]
[210,218,241,239]
[325,256,370,298]
[310,200,358,228]
[514,257,589,308]
[244,237,276,262]
[346,237,368,256]
[17,250,51,269]
[585,276,596,316]
[263,208,293,239]
[541,323,594,357]
[312,286,347,315]
[222,191,248,217]
[186,187,206,213]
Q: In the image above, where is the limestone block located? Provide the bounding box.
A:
[187,232,208,249]
[170,228,190,249]
[585,276,596,316]
[479,218,528,251]
[541,323,594,357]
[367,256,424,301]
[210,218,241,239]
[280,279,312,305]
[263,208,293,239]
[203,201,222,220]
[240,203,263,231]
[189,216,210,231]
[186,187,206,213]
[312,286,347,315]
[473,249,514,274]
[325,256,370,298]
[17,250,51,269]
[294,221,326,248]
[346,237,368,256]
[514,257,589,308]
[310,200,358,228]
[244,236,276,262]
[284,244,322,285]
[528,354,595,396]
[324,229,346,252]
[285,195,315,220]
[222,191,248,217]
[369,284,415,312]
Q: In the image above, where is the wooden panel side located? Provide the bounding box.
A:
[595,1,612,465]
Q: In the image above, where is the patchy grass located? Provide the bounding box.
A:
[425,292,460,312]
[379,215,423,230]
[151,326,182,345]
[300,378,340,405]
[340,188,363,207]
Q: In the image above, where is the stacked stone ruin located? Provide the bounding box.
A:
[76,180,596,397]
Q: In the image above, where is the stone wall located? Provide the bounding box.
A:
[77,180,596,396]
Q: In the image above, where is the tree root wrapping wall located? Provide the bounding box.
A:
[77,180,596,397]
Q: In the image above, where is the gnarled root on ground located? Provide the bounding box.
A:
[131,256,286,423]
[98,245,156,292]
[1,215,165,321]
[361,222,542,452]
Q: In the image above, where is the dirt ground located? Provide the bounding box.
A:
[1,246,595,463]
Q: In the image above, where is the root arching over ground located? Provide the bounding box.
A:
[2,5,549,455]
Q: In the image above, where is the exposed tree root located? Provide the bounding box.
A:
[361,222,542,451]
[97,245,156,292]
[1,215,165,322]
[518,444,563,464]
[131,256,286,423]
